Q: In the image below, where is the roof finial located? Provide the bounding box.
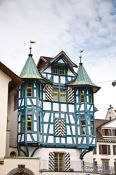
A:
[29,41,36,55]
[79,50,84,64]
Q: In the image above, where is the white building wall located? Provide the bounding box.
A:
[31,148,82,172]
[0,70,11,158]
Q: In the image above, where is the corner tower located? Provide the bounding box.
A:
[18,51,43,148]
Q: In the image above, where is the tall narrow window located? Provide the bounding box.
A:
[60,89,66,102]
[60,66,65,75]
[80,90,84,103]
[54,152,65,171]
[113,145,116,155]
[27,115,32,131]
[27,83,32,96]
[90,116,94,135]
[102,159,109,172]
[53,88,58,101]
[22,115,25,132]
[99,145,110,155]
[113,129,116,136]
[81,115,86,135]
[89,91,93,103]
[53,66,58,74]
[21,86,25,97]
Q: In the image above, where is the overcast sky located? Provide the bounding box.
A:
[0,0,116,119]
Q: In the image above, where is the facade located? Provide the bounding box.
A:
[0,50,100,175]
[84,106,116,174]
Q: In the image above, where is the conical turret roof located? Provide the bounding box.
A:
[20,53,42,79]
[67,62,100,93]
[77,63,100,92]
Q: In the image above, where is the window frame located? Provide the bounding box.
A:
[27,115,32,131]
[99,145,110,155]
[54,152,65,172]
[60,88,66,102]
[27,82,32,97]
[80,90,84,103]
[113,145,116,155]
[81,115,86,135]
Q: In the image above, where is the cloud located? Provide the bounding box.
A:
[0,0,116,118]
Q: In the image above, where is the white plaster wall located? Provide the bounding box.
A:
[8,90,18,148]
[32,148,81,171]
[102,119,116,128]
[83,150,94,164]
[0,70,11,158]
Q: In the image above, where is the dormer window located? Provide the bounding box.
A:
[53,66,58,74]
[60,66,65,75]
[53,65,65,75]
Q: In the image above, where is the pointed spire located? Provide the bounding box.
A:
[20,43,42,79]
[66,51,100,93]
[77,62,100,93]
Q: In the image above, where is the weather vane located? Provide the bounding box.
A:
[29,40,36,54]
[79,50,84,63]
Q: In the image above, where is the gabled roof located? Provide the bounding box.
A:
[51,51,77,67]
[0,61,22,91]
[20,54,42,79]
[37,51,77,72]
[77,63,100,93]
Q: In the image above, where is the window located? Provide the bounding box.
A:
[113,145,116,155]
[93,148,97,154]
[53,66,58,74]
[60,66,65,75]
[81,115,86,135]
[10,151,16,157]
[21,115,25,132]
[53,65,65,75]
[27,83,32,96]
[27,115,32,131]
[53,88,66,102]
[89,92,93,103]
[54,152,65,171]
[80,90,84,103]
[102,159,109,171]
[21,86,25,97]
[60,89,66,102]
[102,129,111,136]
[53,88,58,101]
[99,145,110,155]
[113,130,116,136]
[90,120,94,135]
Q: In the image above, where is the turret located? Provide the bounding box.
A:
[18,48,43,146]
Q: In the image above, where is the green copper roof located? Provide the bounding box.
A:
[20,54,42,79]
[77,63,100,92]
[67,63,100,93]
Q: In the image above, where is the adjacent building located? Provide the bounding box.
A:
[84,105,116,174]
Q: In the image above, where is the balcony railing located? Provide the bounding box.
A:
[40,160,115,174]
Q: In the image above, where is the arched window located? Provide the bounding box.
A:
[10,151,16,157]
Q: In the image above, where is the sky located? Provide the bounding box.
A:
[0,0,116,119]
